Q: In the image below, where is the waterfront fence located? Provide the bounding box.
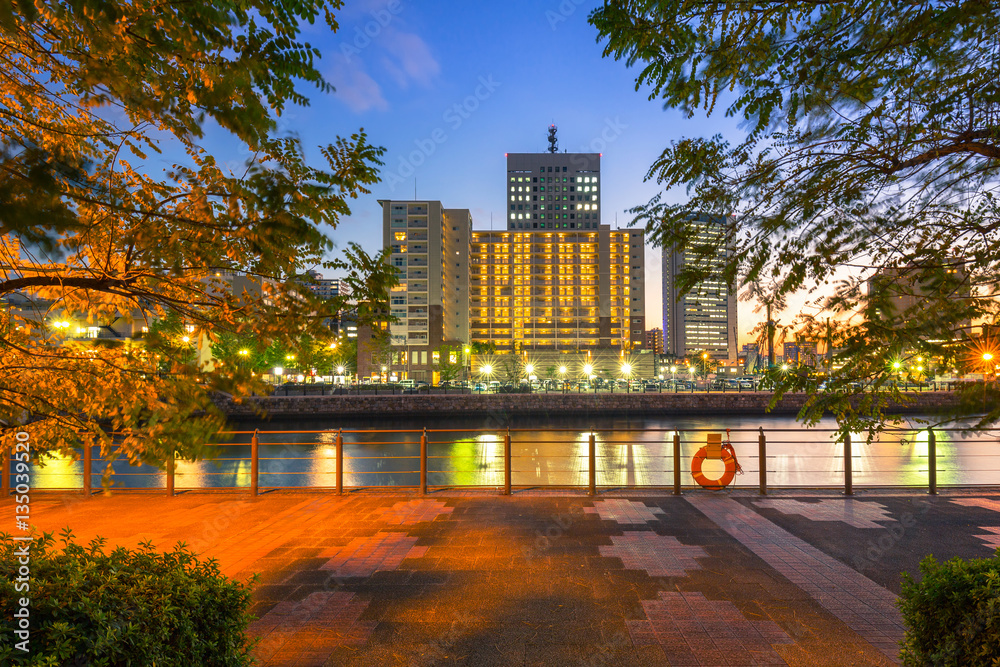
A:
[5,427,1000,496]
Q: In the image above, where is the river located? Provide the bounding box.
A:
[24,413,1000,491]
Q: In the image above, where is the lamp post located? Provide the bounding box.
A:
[479,363,493,393]
[559,365,567,393]
[621,362,632,393]
[983,352,994,414]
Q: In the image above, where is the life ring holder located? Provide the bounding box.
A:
[691,429,743,490]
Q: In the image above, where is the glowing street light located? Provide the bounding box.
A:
[621,362,633,392]
[238,349,249,356]
[337,365,345,374]
[181,336,190,343]
[583,363,593,376]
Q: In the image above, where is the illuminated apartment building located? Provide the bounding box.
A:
[467,147,644,352]
[470,226,644,351]
[380,200,471,382]
[662,213,738,360]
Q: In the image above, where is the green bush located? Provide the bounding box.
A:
[0,529,256,666]
[899,549,1000,666]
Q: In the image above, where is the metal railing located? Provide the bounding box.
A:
[5,426,999,497]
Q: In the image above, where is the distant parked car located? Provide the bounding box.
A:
[644,383,659,392]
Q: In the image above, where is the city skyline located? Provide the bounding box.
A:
[169,0,787,345]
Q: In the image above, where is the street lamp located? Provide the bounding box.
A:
[621,362,632,393]
[983,353,995,413]
[273,366,284,385]
[559,365,567,393]
[479,364,493,392]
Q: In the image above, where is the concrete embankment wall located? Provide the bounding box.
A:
[215,392,960,421]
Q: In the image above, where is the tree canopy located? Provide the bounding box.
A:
[591,0,1000,431]
[0,0,396,468]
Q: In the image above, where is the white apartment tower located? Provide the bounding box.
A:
[381,200,471,382]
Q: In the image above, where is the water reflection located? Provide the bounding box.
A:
[17,415,1000,490]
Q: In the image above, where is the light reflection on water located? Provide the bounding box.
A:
[24,414,1000,490]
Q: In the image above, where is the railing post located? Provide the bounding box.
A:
[83,443,92,496]
[758,427,767,496]
[420,428,428,496]
[336,429,344,495]
[504,429,511,496]
[673,433,682,495]
[1,445,9,497]
[844,431,853,496]
[250,429,259,497]
[166,451,175,497]
[588,433,596,496]
[928,428,937,495]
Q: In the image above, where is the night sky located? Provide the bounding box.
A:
[192,0,773,343]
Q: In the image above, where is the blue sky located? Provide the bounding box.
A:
[202,0,772,342]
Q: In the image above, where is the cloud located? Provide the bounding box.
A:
[327,55,388,113]
[381,30,440,89]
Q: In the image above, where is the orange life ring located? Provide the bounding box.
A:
[691,445,737,490]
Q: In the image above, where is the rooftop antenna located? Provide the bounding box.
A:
[414,179,417,201]
[547,124,558,154]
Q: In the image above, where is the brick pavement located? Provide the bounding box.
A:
[599,533,707,578]
[952,496,1000,513]
[584,498,667,524]
[687,495,905,663]
[14,489,1000,665]
[628,592,793,666]
[752,499,896,529]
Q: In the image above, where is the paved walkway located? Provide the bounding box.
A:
[12,488,1000,666]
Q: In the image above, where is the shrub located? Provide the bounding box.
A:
[898,549,1000,666]
[0,529,256,666]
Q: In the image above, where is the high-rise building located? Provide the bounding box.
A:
[380,200,471,382]
[463,147,644,352]
[662,213,738,360]
[645,327,664,354]
[782,342,799,365]
[303,271,349,300]
[505,150,602,231]
[866,261,971,334]
[470,226,645,351]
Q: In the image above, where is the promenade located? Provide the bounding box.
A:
[13,488,1000,666]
